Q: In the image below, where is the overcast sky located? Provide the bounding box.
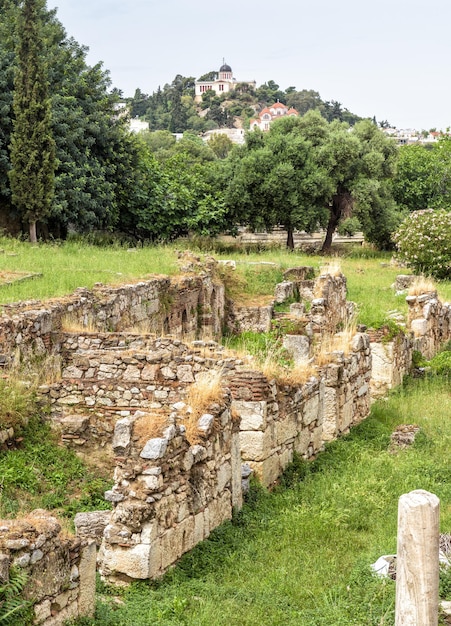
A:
[46,0,451,130]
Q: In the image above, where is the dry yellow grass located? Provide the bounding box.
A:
[184,370,224,444]
[133,412,170,446]
[61,314,98,333]
[277,361,318,386]
[408,276,437,296]
[314,322,357,366]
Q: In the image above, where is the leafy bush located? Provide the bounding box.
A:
[428,350,451,376]
[393,209,451,279]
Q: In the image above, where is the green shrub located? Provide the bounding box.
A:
[0,568,32,625]
[393,209,451,279]
[0,379,36,431]
[428,350,451,376]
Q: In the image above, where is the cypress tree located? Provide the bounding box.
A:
[9,0,56,243]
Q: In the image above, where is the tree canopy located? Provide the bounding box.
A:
[222,112,400,250]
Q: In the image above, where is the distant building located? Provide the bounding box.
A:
[249,101,299,131]
[195,61,256,103]
[130,118,149,133]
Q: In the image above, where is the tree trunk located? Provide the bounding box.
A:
[321,191,353,254]
[286,226,294,251]
[29,220,37,244]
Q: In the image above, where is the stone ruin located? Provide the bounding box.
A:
[0,260,450,623]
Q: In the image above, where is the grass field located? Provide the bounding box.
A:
[1,238,451,328]
[69,376,451,626]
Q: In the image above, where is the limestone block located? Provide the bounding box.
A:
[338,400,353,433]
[289,302,306,318]
[274,281,298,304]
[217,461,232,493]
[198,414,214,435]
[112,418,132,455]
[62,365,84,379]
[230,432,243,510]
[322,387,337,440]
[41,602,79,626]
[283,266,315,282]
[137,474,162,492]
[282,335,310,364]
[193,511,205,545]
[101,543,152,579]
[160,527,182,570]
[295,429,311,456]
[302,393,320,426]
[249,454,280,487]
[279,448,294,473]
[275,417,297,446]
[34,599,51,623]
[0,554,8,583]
[176,365,195,383]
[234,400,267,431]
[140,437,168,460]
[239,430,272,462]
[411,318,428,337]
[123,365,141,382]
[370,342,394,385]
[61,415,90,435]
[311,424,324,452]
[141,364,159,381]
[160,367,176,380]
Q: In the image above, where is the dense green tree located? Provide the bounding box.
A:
[286,89,324,116]
[208,133,233,159]
[223,112,399,250]
[130,88,149,118]
[392,140,451,212]
[224,118,331,248]
[9,0,56,242]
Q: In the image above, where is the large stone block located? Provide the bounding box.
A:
[234,400,267,431]
[239,429,273,462]
[101,543,152,579]
[78,541,96,619]
[282,335,310,364]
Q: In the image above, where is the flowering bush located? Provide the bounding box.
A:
[393,209,451,279]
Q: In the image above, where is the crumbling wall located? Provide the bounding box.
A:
[369,328,414,399]
[0,510,96,626]
[407,291,451,359]
[0,274,225,365]
[98,398,242,583]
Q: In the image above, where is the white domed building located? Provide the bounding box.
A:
[194,61,256,103]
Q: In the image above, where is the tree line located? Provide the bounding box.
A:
[2,0,451,251]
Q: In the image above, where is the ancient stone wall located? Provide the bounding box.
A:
[369,328,414,399]
[98,397,242,583]
[5,267,451,600]
[0,510,96,626]
[0,274,225,365]
[407,291,451,359]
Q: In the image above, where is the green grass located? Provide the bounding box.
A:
[1,238,451,329]
[0,238,178,304]
[0,417,111,519]
[70,376,451,626]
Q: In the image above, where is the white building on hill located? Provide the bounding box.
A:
[195,61,256,103]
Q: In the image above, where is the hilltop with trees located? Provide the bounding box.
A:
[3,0,451,259]
[128,75,365,134]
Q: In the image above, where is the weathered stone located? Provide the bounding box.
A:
[140,437,168,460]
[197,414,214,434]
[274,281,298,304]
[112,418,132,455]
[283,334,310,364]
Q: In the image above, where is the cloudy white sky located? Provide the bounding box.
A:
[46,0,451,130]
